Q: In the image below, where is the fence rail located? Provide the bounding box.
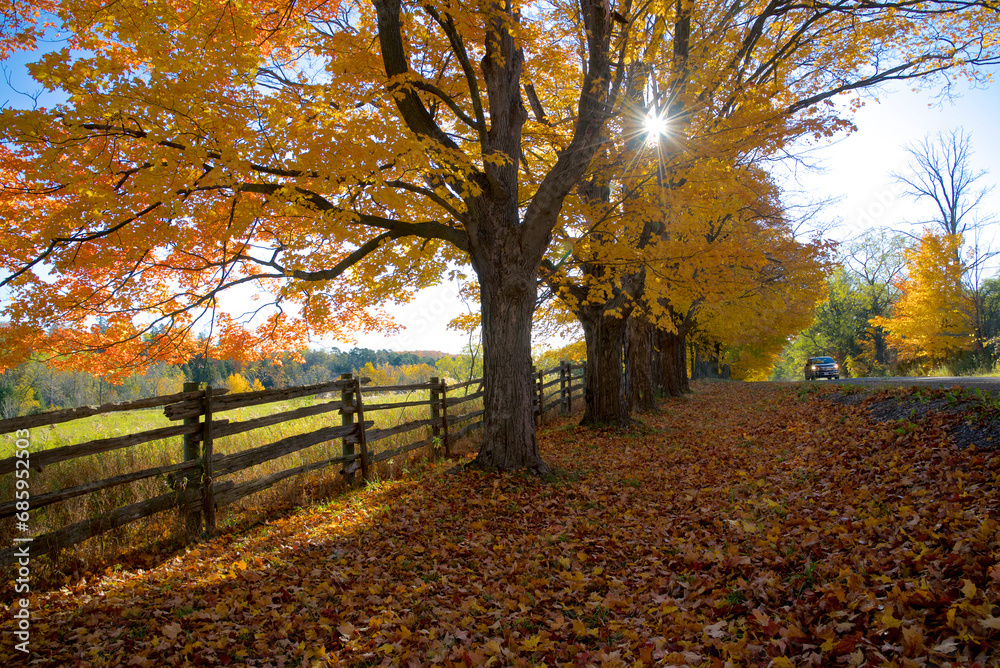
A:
[0,362,585,567]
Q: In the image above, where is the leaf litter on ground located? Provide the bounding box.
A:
[3,381,999,667]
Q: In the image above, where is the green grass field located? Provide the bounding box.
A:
[0,387,483,579]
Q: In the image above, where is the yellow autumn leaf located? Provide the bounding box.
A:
[880,605,903,629]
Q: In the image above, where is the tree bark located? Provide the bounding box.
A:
[467,238,550,475]
[626,315,658,412]
[579,306,632,427]
[658,329,689,397]
[681,335,690,392]
[651,335,663,393]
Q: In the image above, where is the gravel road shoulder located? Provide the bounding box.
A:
[808,383,1000,450]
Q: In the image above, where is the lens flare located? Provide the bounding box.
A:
[643,113,668,141]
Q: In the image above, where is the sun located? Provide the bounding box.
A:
[643,113,668,142]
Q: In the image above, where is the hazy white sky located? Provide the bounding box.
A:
[343,278,474,354]
[782,77,1000,244]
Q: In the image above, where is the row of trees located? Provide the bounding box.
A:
[2,0,998,471]
[0,347,484,417]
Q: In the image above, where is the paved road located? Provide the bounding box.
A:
[805,376,1000,393]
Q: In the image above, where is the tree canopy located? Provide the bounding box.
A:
[1,0,999,467]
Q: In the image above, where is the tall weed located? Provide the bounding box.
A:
[0,388,483,581]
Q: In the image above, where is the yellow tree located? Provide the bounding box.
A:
[692,220,833,380]
[871,232,973,368]
[637,164,832,388]
[539,0,1000,421]
[0,0,640,472]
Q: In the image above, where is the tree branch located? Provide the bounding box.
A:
[373,0,461,151]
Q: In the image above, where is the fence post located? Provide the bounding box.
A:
[567,364,574,413]
[536,366,544,426]
[559,361,568,414]
[340,373,356,486]
[430,376,442,458]
[182,381,203,538]
[439,378,451,458]
[353,378,370,484]
[201,385,216,537]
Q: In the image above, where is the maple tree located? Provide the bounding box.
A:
[545,151,831,419]
[871,231,974,369]
[0,0,642,472]
[539,0,1000,422]
[644,168,832,384]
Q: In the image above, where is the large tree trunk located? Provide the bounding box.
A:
[463,15,552,474]
[658,329,689,397]
[681,335,690,392]
[579,306,631,426]
[626,315,658,412]
[468,255,550,474]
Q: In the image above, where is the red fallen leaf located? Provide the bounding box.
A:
[833,632,861,654]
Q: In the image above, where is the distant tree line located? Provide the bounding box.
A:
[0,347,484,418]
[771,230,1000,380]
[773,129,999,380]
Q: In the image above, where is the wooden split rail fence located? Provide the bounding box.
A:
[0,362,584,567]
